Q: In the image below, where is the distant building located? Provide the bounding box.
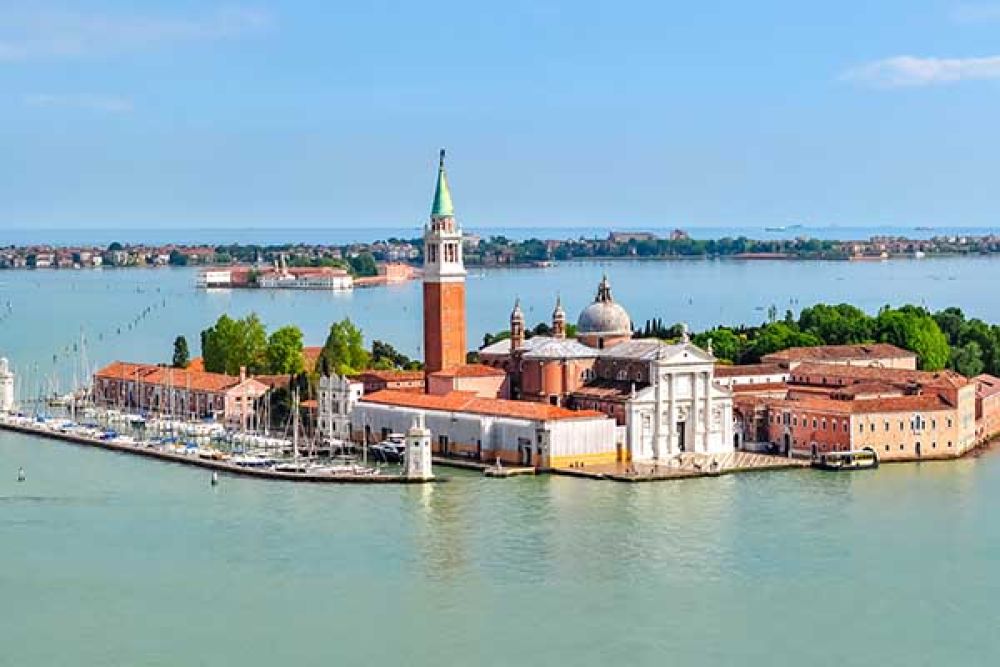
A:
[351,370,425,394]
[734,363,981,460]
[354,390,617,467]
[317,375,364,443]
[608,231,657,243]
[93,362,269,426]
[762,343,917,370]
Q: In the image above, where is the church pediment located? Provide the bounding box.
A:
[654,343,716,366]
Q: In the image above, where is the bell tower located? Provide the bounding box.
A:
[422,149,467,374]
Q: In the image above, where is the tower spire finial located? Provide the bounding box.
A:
[431,148,455,218]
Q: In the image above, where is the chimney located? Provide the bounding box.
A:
[239,366,246,382]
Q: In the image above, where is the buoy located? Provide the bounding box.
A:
[17,467,25,482]
[211,472,219,486]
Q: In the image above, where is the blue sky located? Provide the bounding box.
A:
[2,0,999,229]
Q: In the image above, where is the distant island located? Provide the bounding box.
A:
[4,229,1000,270]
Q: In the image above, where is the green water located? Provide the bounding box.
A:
[3,430,999,665]
[3,260,1000,664]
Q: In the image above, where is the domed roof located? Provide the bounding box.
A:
[576,276,631,336]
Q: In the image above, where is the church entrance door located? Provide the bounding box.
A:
[676,421,687,453]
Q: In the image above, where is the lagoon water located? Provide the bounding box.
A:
[3,257,1000,665]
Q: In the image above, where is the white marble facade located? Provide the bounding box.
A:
[625,344,734,460]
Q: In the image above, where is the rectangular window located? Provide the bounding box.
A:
[884,422,889,432]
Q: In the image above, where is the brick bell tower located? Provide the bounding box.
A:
[422,149,467,375]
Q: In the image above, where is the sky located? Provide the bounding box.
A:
[1,0,999,230]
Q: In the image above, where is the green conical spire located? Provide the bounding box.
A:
[431,148,454,217]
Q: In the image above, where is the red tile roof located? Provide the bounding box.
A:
[791,362,969,389]
[763,343,916,363]
[95,362,266,394]
[361,390,608,422]
[714,363,787,378]
[768,394,953,415]
[974,374,1000,400]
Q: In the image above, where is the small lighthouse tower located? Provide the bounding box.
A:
[0,358,14,413]
[404,414,434,480]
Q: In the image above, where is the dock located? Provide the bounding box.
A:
[0,421,439,484]
[552,451,808,482]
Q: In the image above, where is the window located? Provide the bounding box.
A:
[793,417,798,426]
[884,421,889,432]
[932,442,937,449]
[821,419,827,431]
[899,420,904,431]
[900,444,905,450]
[948,441,953,448]
[885,445,890,452]
[870,423,875,432]
[931,419,937,429]
[812,419,818,429]
[947,419,953,428]
[859,423,864,433]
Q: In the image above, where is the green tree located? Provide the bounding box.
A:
[932,307,966,345]
[347,252,378,277]
[266,326,305,374]
[875,307,949,371]
[168,249,189,266]
[692,327,743,363]
[748,322,822,361]
[951,341,985,377]
[171,335,190,368]
[317,318,369,376]
[798,303,874,345]
[200,313,268,375]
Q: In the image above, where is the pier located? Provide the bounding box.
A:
[0,420,439,484]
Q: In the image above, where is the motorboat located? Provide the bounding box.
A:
[371,433,406,463]
[811,448,879,471]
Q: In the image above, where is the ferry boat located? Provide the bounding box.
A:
[811,448,879,471]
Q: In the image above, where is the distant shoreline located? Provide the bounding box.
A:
[3,230,999,271]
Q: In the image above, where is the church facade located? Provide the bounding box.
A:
[479,277,735,459]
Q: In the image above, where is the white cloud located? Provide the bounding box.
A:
[951,3,1000,23]
[0,6,271,62]
[841,55,1000,87]
[23,93,134,113]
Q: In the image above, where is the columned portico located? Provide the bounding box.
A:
[625,343,734,462]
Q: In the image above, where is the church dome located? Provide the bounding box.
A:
[576,276,631,336]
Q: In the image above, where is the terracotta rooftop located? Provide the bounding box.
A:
[429,364,506,378]
[729,382,790,394]
[790,362,969,389]
[95,362,266,393]
[763,343,916,363]
[973,374,1000,400]
[714,363,787,378]
[768,393,953,415]
[361,390,608,422]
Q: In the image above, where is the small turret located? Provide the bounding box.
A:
[404,414,434,480]
[552,296,566,339]
[510,298,525,352]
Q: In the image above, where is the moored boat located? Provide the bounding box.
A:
[811,448,879,471]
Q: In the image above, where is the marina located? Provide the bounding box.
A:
[0,414,432,484]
